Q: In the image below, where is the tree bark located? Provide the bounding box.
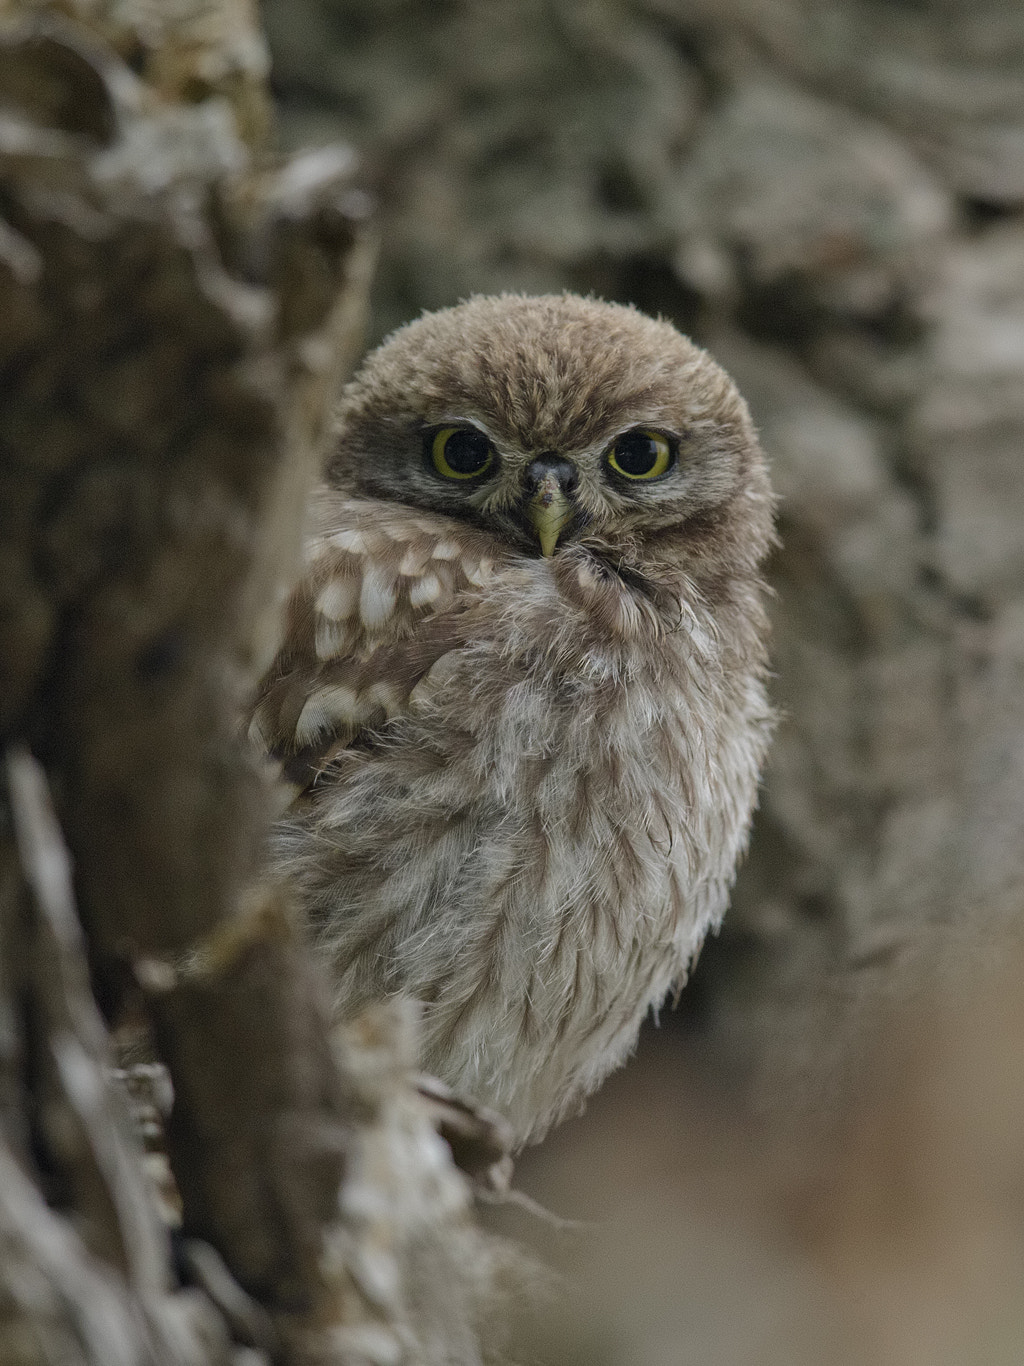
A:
[0,5,510,1363]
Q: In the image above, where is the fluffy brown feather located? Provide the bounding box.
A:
[251,294,775,1145]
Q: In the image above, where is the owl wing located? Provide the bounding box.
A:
[249,493,500,798]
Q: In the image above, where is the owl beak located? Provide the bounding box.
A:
[525,460,577,556]
[528,483,572,557]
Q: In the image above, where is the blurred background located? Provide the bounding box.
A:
[259,3,1024,1360]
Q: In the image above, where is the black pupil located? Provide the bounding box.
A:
[444,428,491,474]
[614,431,661,476]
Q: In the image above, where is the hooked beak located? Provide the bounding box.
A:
[527,477,573,557]
[524,457,578,556]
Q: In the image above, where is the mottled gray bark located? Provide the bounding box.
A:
[0,4,511,1363]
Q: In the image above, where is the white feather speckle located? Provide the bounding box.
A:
[408,651,459,707]
[399,545,431,577]
[317,577,359,621]
[364,680,403,716]
[295,683,360,744]
[431,540,461,561]
[463,558,493,587]
[330,528,367,554]
[409,573,442,608]
[315,616,352,661]
[360,568,397,629]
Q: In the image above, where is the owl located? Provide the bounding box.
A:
[250,294,774,1147]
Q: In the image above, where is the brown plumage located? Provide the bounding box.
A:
[251,294,775,1146]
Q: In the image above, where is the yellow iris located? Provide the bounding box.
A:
[606,428,674,481]
[430,426,494,480]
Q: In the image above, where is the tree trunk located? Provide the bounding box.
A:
[0,5,511,1363]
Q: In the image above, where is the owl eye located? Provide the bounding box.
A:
[606,428,675,481]
[429,426,495,480]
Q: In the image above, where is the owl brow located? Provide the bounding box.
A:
[429,415,496,438]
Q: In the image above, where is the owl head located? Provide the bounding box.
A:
[328,294,773,584]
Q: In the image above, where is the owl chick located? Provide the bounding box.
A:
[251,294,774,1146]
